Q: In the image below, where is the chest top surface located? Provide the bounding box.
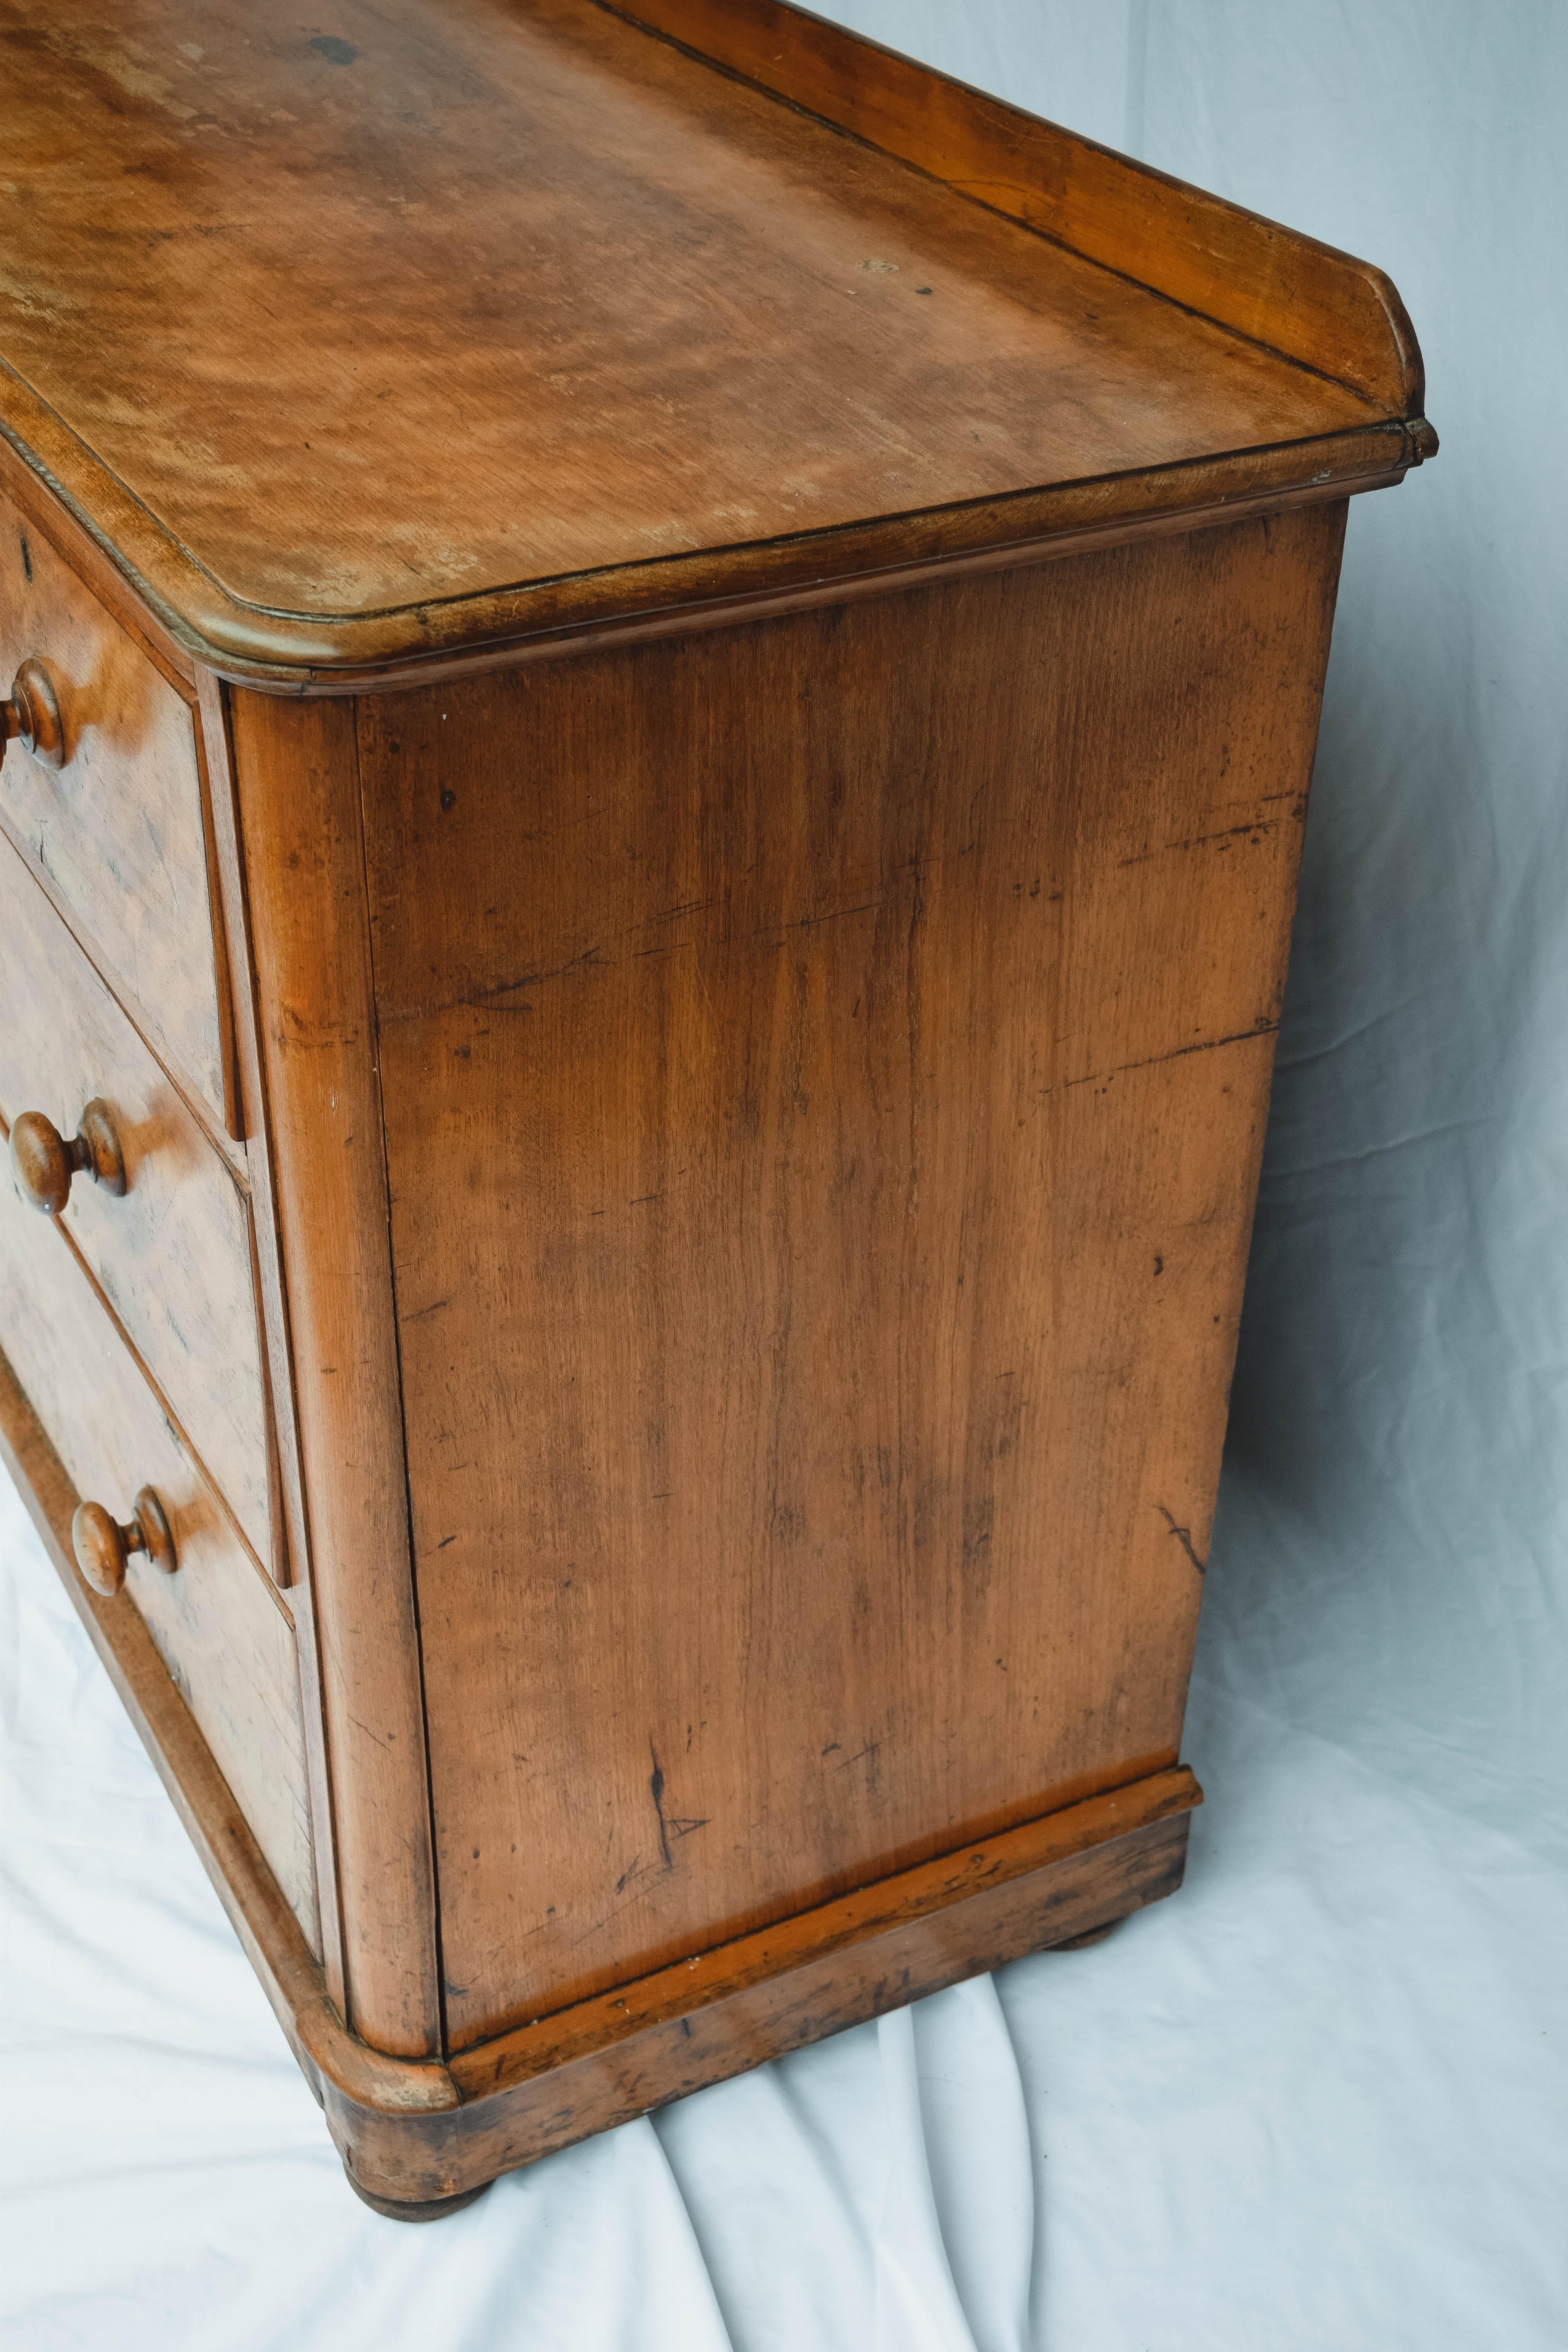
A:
[0,0,1426,681]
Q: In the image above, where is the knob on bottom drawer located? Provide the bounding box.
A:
[71,1486,178,1597]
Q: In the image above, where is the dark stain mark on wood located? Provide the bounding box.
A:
[1156,1504,1207,1575]
[963,1372,1024,1605]
[18,534,31,583]
[307,35,358,67]
[649,1739,673,1869]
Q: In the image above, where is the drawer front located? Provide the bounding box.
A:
[0,1129,317,1945]
[0,506,232,1130]
[0,833,273,1566]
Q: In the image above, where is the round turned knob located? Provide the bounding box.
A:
[71,1486,178,1597]
[9,1099,125,1215]
[0,657,64,767]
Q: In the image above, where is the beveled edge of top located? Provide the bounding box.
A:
[0,0,1432,692]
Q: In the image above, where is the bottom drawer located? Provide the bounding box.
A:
[0,1123,318,1947]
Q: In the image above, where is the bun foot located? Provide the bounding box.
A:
[345,2167,494,2222]
[1050,1916,1124,1950]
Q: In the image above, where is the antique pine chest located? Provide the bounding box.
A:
[0,0,1432,2216]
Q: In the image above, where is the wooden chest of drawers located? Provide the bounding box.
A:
[0,0,1432,2216]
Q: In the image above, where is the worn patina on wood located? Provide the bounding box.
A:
[0,0,1432,2213]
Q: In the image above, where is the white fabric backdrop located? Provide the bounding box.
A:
[3,5,1564,2344]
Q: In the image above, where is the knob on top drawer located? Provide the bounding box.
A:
[0,510,235,1133]
[0,657,64,766]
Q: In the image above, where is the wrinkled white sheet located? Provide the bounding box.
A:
[4,4,1565,2343]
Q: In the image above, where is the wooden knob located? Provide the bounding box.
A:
[0,657,64,767]
[9,1099,125,1214]
[71,1486,177,1597]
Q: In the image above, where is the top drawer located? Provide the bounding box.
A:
[0,506,233,1132]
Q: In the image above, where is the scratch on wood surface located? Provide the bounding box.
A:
[349,1713,397,1751]
[1116,817,1282,869]
[1060,1019,1279,1094]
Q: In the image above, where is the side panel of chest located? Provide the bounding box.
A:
[358,505,1344,2051]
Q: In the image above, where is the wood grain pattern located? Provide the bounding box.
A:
[0,505,232,1123]
[194,665,347,1993]
[229,688,440,2060]
[612,0,1423,411]
[0,0,1419,680]
[0,1116,317,1943]
[359,504,1342,2049]
[0,832,272,1562]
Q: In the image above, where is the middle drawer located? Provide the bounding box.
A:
[0,829,273,1568]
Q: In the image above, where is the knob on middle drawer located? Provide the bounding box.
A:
[71,1486,178,1597]
[10,1100,126,1215]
